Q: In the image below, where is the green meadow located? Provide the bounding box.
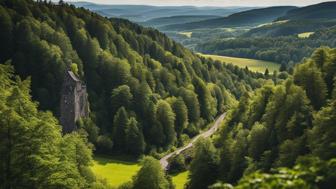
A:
[91,156,140,187]
[298,32,314,38]
[179,32,193,38]
[199,53,280,73]
[172,171,189,189]
[91,156,189,188]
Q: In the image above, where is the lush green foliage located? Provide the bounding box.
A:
[188,47,336,188]
[0,64,108,189]
[196,26,336,65]
[0,0,265,156]
[91,156,189,188]
[4,1,336,189]
[132,157,173,189]
[187,138,219,189]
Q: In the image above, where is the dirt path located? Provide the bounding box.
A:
[159,113,227,170]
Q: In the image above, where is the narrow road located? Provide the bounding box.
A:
[160,113,226,170]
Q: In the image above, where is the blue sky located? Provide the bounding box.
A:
[65,0,329,7]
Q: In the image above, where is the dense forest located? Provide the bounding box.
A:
[1,0,336,189]
[0,63,107,188]
[0,0,266,158]
[0,62,178,189]
[196,26,336,66]
[185,47,336,188]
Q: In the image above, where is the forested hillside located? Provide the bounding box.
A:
[3,1,336,189]
[187,47,336,188]
[141,15,220,28]
[243,2,336,38]
[277,1,336,20]
[196,26,336,66]
[71,2,255,23]
[162,6,296,31]
[0,0,265,158]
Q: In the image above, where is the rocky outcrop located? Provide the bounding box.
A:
[60,70,89,133]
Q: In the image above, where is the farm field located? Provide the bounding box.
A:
[91,156,189,188]
[199,53,280,73]
[298,32,314,38]
[179,32,193,38]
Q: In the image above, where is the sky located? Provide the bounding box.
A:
[65,0,330,7]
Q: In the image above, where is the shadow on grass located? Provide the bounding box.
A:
[94,154,140,165]
[170,170,188,177]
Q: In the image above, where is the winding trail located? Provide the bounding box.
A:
[160,113,227,170]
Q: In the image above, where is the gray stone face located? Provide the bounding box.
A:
[60,71,89,133]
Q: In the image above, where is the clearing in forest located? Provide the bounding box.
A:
[199,53,280,73]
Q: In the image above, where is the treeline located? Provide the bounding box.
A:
[0,0,265,157]
[196,26,336,66]
[186,47,336,188]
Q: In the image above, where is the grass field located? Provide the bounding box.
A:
[199,53,280,73]
[91,156,189,188]
[172,171,189,189]
[298,32,314,38]
[91,156,140,187]
[179,32,192,38]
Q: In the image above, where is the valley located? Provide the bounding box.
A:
[1,0,336,189]
[75,1,336,68]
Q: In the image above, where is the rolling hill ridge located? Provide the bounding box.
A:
[162,6,297,31]
[278,1,336,20]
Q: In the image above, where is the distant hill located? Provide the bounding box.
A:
[245,2,336,37]
[278,1,336,21]
[141,15,220,28]
[163,6,297,31]
[245,19,336,37]
[70,2,256,22]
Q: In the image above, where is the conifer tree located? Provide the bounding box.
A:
[126,117,145,156]
[113,107,129,151]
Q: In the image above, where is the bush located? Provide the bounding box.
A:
[168,154,186,174]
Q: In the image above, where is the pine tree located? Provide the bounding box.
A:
[171,97,188,136]
[309,100,336,160]
[179,88,200,123]
[126,117,145,156]
[247,122,269,160]
[294,61,327,109]
[111,85,133,113]
[193,77,215,121]
[113,107,129,151]
[264,68,269,77]
[155,100,176,147]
